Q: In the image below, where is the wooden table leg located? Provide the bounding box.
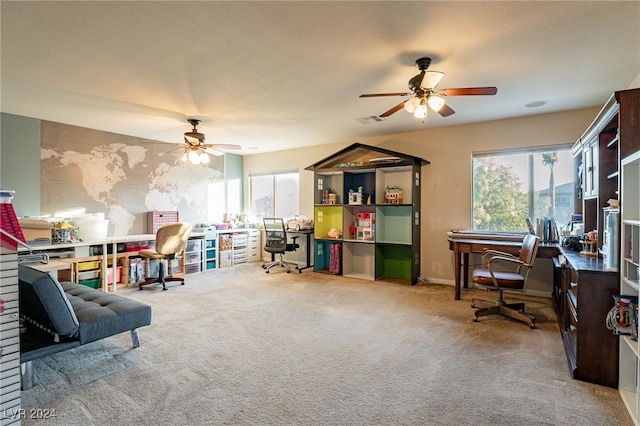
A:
[463,252,470,289]
[454,249,461,300]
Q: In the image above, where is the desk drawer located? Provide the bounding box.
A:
[458,243,471,252]
[247,252,260,262]
[233,249,247,259]
[186,263,202,274]
[186,239,203,252]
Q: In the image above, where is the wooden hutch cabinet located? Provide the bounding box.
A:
[554,88,640,391]
[553,250,620,387]
[305,143,429,285]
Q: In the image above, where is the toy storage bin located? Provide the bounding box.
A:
[106,266,123,283]
[186,263,202,274]
[77,260,100,271]
[79,278,102,289]
[78,270,100,280]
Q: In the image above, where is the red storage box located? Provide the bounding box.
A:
[125,242,150,252]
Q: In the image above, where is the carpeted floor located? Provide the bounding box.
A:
[20,263,632,425]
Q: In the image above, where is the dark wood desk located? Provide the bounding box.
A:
[448,233,560,300]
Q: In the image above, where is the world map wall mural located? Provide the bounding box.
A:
[40,121,225,236]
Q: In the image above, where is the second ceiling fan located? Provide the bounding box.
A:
[360,57,497,119]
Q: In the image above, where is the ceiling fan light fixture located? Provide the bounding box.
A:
[414,99,428,118]
[427,95,445,112]
[188,149,201,164]
[404,97,420,113]
[199,151,210,164]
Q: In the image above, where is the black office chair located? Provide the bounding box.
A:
[471,234,540,328]
[262,218,300,273]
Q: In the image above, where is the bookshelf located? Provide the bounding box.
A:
[619,150,640,424]
[306,143,429,285]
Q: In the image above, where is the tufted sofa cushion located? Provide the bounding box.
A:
[61,282,151,344]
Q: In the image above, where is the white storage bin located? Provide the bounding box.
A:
[78,269,100,280]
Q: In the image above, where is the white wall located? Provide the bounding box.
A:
[243,107,602,295]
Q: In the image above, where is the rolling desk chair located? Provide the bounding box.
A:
[471,234,540,328]
[138,222,192,290]
[262,218,300,273]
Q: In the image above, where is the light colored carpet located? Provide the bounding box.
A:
[20,263,632,425]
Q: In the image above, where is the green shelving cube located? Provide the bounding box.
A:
[375,244,412,282]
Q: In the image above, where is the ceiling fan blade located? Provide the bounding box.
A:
[380,101,407,118]
[208,143,241,150]
[203,147,225,157]
[437,103,456,117]
[359,92,412,98]
[439,87,498,96]
[167,146,184,154]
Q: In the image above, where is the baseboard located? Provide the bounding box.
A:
[426,278,455,286]
[523,289,552,298]
[420,277,551,299]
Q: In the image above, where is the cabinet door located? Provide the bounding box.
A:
[584,141,598,198]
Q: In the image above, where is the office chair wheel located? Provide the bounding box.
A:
[473,317,479,322]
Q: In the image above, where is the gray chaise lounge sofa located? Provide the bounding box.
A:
[18,265,152,389]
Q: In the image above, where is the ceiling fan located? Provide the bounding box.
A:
[359,57,497,120]
[177,119,241,164]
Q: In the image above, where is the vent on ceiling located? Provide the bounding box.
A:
[355,116,385,124]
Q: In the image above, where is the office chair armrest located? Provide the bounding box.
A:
[287,235,300,251]
[481,249,516,267]
[487,255,534,275]
[487,255,524,270]
[482,249,516,259]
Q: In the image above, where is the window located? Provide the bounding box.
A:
[207,181,225,223]
[249,171,299,222]
[472,147,574,232]
[207,179,242,223]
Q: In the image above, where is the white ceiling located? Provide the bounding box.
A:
[2,1,639,155]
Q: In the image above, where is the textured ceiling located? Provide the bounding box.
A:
[1,1,639,154]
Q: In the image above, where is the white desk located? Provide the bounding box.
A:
[19,232,205,292]
[26,259,71,276]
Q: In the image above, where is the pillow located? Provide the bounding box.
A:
[18,265,80,340]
